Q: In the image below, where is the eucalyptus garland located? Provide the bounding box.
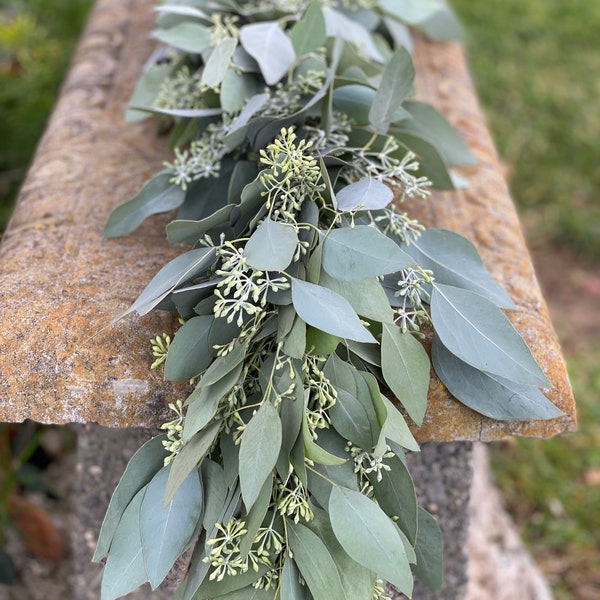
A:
[95,1,563,599]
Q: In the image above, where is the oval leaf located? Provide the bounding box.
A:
[239,22,296,85]
[381,323,430,425]
[412,507,443,591]
[432,336,563,421]
[329,486,413,596]
[291,278,376,343]
[153,22,211,54]
[202,37,237,88]
[239,402,282,510]
[140,466,203,589]
[245,218,299,271]
[289,2,326,55]
[430,284,550,387]
[336,178,394,212]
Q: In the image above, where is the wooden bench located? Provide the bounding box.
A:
[0,0,575,597]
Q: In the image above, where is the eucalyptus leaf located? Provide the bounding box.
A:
[166,205,234,243]
[215,587,275,599]
[291,278,376,343]
[140,466,203,589]
[124,247,217,317]
[94,435,167,562]
[104,172,186,238]
[330,388,374,449]
[164,315,214,381]
[379,397,420,452]
[332,84,375,125]
[220,69,258,114]
[281,558,309,600]
[245,218,299,271]
[432,336,562,421]
[301,404,347,466]
[329,486,413,596]
[287,522,346,600]
[239,22,296,85]
[335,178,394,212]
[101,489,147,600]
[202,37,237,88]
[239,402,282,510]
[379,0,444,25]
[289,1,326,56]
[369,48,414,132]
[126,62,173,122]
[412,507,444,591]
[153,22,212,54]
[283,316,307,360]
[201,460,228,531]
[154,6,210,21]
[406,229,514,309]
[430,284,550,387]
[381,323,430,425]
[239,475,273,558]
[200,342,247,387]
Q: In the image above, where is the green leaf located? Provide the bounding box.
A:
[330,388,374,449]
[201,460,228,531]
[165,421,221,505]
[379,0,444,25]
[126,63,173,122]
[154,5,210,20]
[154,22,212,54]
[195,564,268,598]
[381,323,430,425]
[329,486,413,596]
[140,466,203,589]
[287,522,346,600]
[379,397,420,452]
[165,315,214,382]
[403,101,475,165]
[291,278,376,343]
[101,488,147,600]
[166,205,234,243]
[301,401,347,466]
[202,37,237,88]
[239,402,282,510]
[332,84,375,125]
[215,587,275,599]
[245,218,299,271]
[201,342,247,387]
[369,48,414,132]
[305,327,341,356]
[419,6,464,42]
[94,435,166,562]
[239,22,296,85]
[239,475,273,558]
[289,1,326,55]
[406,229,514,308]
[430,284,550,387]
[432,336,562,421]
[104,172,185,238]
[335,178,394,212]
[371,456,418,543]
[322,226,413,282]
[283,316,307,359]
[220,70,259,114]
[124,247,217,317]
[412,507,443,590]
[281,558,310,600]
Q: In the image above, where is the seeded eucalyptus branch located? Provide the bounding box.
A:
[96,1,563,599]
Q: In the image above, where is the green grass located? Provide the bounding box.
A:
[452,0,600,257]
[0,0,92,228]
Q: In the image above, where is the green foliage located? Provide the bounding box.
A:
[452,0,600,257]
[0,0,92,229]
[95,1,563,597]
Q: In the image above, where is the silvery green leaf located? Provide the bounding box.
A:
[322,7,383,63]
[153,22,212,54]
[412,508,444,591]
[239,402,282,510]
[183,362,244,441]
[245,218,299,271]
[319,271,394,323]
[419,6,464,42]
[323,353,358,396]
[165,421,221,505]
[332,84,376,125]
[430,284,550,387]
[200,460,227,531]
[281,558,309,600]
[301,401,347,466]
[100,488,147,600]
[432,336,562,421]
[403,101,475,165]
[231,45,260,73]
[164,315,214,381]
[124,247,217,317]
[392,130,454,189]
[166,205,234,243]
[369,47,414,133]
[383,17,413,52]
[201,37,237,88]
[215,587,275,599]
[194,564,268,598]
[379,0,444,25]
[126,63,172,122]
[94,435,167,562]
[154,6,210,21]
[238,476,273,558]
[406,229,515,308]
[239,22,296,85]
[172,280,218,319]
[370,456,417,543]
[346,339,382,366]
[336,178,394,212]
[200,342,247,387]
[330,388,374,448]
[104,172,185,238]
[291,278,377,343]
[289,1,326,55]
[220,70,259,114]
[140,466,203,589]
[378,397,420,452]
[381,323,430,425]
[322,225,413,282]
[129,106,223,118]
[329,486,413,596]
[283,316,306,359]
[287,522,346,600]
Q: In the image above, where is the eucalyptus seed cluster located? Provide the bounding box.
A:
[154,65,208,111]
[303,355,338,437]
[394,266,435,335]
[160,400,185,465]
[149,332,171,369]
